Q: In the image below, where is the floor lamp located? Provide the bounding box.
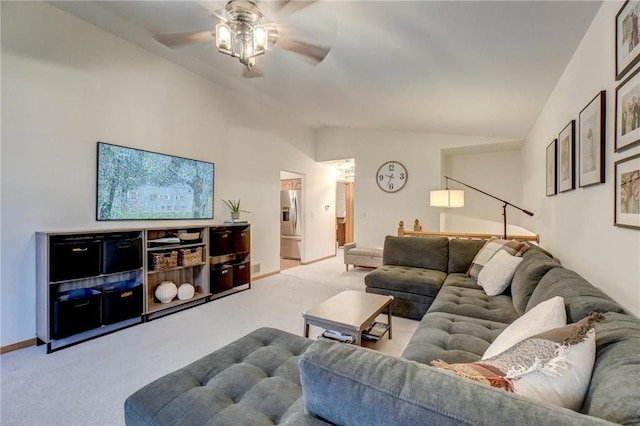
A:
[430,176,534,239]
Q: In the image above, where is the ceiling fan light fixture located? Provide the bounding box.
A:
[215,23,231,51]
[254,25,268,53]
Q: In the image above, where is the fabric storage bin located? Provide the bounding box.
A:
[149,251,178,272]
[102,235,142,274]
[211,264,233,293]
[52,288,102,339]
[232,228,250,253]
[51,239,102,282]
[95,280,143,325]
[233,261,251,287]
[179,247,203,267]
[210,230,232,256]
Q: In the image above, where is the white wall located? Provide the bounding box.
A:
[316,128,513,248]
[443,149,527,233]
[522,1,640,315]
[0,2,336,346]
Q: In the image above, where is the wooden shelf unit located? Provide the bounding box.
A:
[209,224,251,298]
[36,223,252,352]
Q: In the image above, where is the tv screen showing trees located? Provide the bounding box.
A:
[97,142,214,220]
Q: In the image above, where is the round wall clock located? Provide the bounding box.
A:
[376,161,408,193]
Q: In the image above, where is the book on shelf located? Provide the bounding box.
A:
[362,322,389,341]
[321,329,355,344]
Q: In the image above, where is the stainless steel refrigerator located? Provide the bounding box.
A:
[280,190,302,260]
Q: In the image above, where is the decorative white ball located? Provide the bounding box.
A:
[177,283,195,300]
[155,281,177,304]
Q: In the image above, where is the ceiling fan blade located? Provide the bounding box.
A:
[277,38,331,65]
[153,30,214,48]
[271,0,317,17]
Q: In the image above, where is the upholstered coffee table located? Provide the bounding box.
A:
[302,290,393,345]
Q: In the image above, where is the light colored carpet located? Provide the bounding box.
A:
[0,251,418,425]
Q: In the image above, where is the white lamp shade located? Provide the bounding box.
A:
[430,189,464,208]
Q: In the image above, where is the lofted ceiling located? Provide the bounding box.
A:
[49,1,602,140]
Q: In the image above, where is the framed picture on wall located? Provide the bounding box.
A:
[614,153,640,229]
[557,120,575,193]
[579,91,606,187]
[546,139,557,196]
[616,0,640,80]
[616,66,640,152]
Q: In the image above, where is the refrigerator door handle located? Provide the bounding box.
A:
[293,194,298,234]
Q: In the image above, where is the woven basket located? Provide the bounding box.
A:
[180,247,203,267]
[151,251,178,271]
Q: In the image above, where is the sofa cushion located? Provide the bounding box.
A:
[402,312,509,364]
[467,237,526,279]
[427,274,520,324]
[299,340,611,426]
[382,235,449,272]
[511,249,560,315]
[527,268,626,323]
[582,312,640,425]
[483,296,566,359]
[124,327,319,426]
[366,287,434,320]
[447,238,486,274]
[364,265,445,298]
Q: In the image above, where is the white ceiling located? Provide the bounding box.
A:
[49,0,602,140]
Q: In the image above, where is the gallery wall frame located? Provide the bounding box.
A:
[546,139,557,196]
[579,91,606,188]
[614,152,640,229]
[616,0,640,81]
[557,120,575,193]
[615,65,640,152]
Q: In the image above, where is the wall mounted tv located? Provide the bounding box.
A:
[97,142,214,220]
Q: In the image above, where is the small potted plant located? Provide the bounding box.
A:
[223,199,249,222]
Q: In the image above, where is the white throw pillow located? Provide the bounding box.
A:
[483,296,566,359]
[514,329,596,411]
[477,250,523,296]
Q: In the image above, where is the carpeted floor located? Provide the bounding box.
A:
[0,250,418,425]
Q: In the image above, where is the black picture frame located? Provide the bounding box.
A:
[578,91,606,187]
[557,120,575,193]
[615,65,640,152]
[616,0,640,81]
[614,152,640,229]
[546,139,557,196]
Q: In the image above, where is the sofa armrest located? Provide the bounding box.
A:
[343,242,356,254]
[299,340,615,426]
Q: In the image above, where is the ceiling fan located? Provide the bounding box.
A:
[152,0,332,78]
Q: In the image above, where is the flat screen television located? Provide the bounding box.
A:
[96,142,214,220]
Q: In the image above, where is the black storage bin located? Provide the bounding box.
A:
[233,261,251,287]
[51,239,102,282]
[232,228,250,253]
[102,236,142,274]
[211,264,233,293]
[210,230,232,255]
[52,288,102,339]
[95,280,143,325]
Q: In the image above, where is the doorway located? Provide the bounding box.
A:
[280,171,303,270]
[336,181,354,247]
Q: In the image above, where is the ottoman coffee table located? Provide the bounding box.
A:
[302,290,393,345]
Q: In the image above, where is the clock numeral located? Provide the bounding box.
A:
[389,164,395,171]
[388,182,394,190]
[378,174,384,181]
[399,173,405,180]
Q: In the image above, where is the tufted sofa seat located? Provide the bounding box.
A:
[365,236,486,319]
[124,327,325,426]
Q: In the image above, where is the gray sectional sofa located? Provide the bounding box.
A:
[125,236,640,426]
